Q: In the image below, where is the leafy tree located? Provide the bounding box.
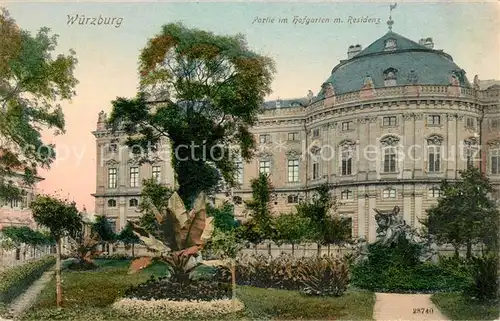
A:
[422,167,500,258]
[107,22,275,206]
[273,213,312,254]
[207,201,236,232]
[241,172,276,242]
[0,8,78,204]
[118,222,140,257]
[30,195,82,308]
[296,184,340,246]
[1,225,52,258]
[92,215,116,252]
[138,178,174,237]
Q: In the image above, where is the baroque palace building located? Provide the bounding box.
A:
[92,21,500,240]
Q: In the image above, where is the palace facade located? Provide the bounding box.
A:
[92,26,500,241]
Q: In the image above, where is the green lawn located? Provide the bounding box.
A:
[20,259,376,321]
[431,292,500,321]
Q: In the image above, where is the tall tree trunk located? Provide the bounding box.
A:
[454,245,459,258]
[317,244,321,257]
[231,258,236,314]
[328,244,331,256]
[55,238,63,309]
[466,242,472,259]
[132,243,135,258]
[291,244,295,256]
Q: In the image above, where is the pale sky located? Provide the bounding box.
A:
[2,1,499,212]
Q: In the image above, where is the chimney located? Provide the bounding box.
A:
[347,44,362,59]
[275,99,281,108]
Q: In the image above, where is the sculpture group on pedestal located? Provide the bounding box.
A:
[354,206,438,264]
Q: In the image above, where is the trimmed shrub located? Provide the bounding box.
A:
[236,254,350,296]
[0,256,55,304]
[67,261,98,271]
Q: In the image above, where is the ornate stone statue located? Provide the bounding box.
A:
[408,70,418,84]
[373,206,408,245]
[362,75,374,89]
[98,110,107,123]
[323,83,335,97]
[473,75,480,90]
[307,90,314,103]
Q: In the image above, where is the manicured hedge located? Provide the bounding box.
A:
[0,256,55,304]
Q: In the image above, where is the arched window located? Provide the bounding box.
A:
[427,135,443,173]
[107,199,117,207]
[380,136,400,173]
[129,199,138,207]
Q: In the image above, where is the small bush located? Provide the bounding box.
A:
[352,243,473,293]
[0,256,55,304]
[67,261,98,271]
[124,276,232,301]
[464,254,499,301]
[236,254,350,296]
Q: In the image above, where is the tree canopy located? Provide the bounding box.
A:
[422,167,500,257]
[0,8,78,202]
[30,195,82,240]
[107,23,275,205]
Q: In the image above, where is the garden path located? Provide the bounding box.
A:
[4,268,55,320]
[374,293,448,321]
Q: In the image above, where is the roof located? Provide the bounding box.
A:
[315,31,471,100]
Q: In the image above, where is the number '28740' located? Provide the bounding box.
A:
[413,308,434,314]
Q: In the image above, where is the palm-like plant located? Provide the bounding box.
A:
[129,191,214,282]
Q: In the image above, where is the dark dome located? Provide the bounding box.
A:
[316,31,471,100]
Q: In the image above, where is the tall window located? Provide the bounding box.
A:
[108,168,117,188]
[287,159,299,182]
[129,199,139,207]
[107,199,117,207]
[10,199,19,208]
[130,167,139,187]
[491,119,499,129]
[312,162,320,179]
[383,147,397,172]
[259,160,270,174]
[235,161,243,184]
[341,121,352,131]
[312,129,320,137]
[466,117,475,129]
[341,147,353,175]
[383,188,396,198]
[383,116,397,127]
[152,165,161,183]
[491,149,500,174]
[428,145,441,172]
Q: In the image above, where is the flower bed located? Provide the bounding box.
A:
[0,256,55,304]
[112,297,244,317]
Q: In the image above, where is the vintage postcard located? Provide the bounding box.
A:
[0,1,499,320]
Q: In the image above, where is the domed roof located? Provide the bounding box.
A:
[316,31,471,100]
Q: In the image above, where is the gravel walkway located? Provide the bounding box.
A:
[374,293,449,321]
